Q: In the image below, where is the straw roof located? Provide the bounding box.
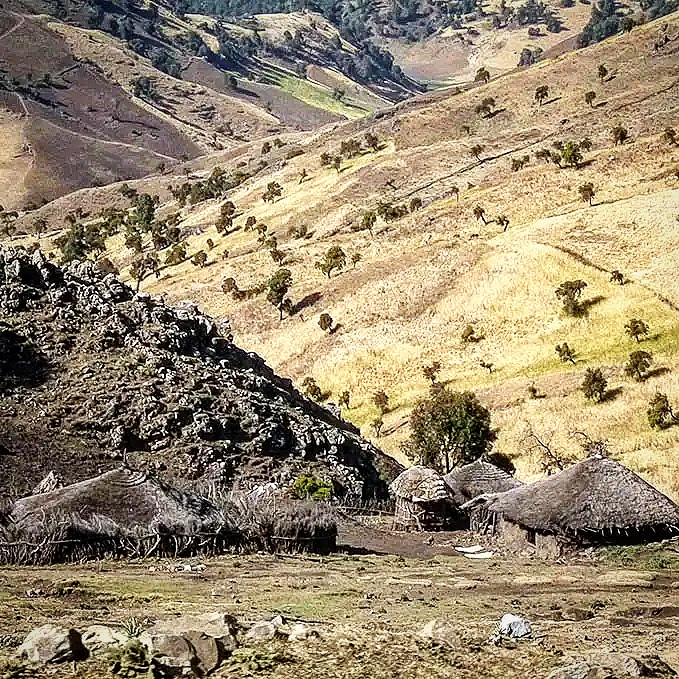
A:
[10,467,222,534]
[389,466,451,503]
[463,455,679,538]
[444,460,523,506]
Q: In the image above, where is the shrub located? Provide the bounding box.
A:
[292,475,333,501]
[624,350,652,381]
[648,392,677,429]
[625,318,649,343]
[555,279,587,316]
[372,390,389,414]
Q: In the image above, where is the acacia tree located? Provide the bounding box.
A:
[610,270,624,285]
[578,182,596,206]
[535,85,549,106]
[555,280,588,315]
[318,312,334,333]
[473,205,488,225]
[584,91,596,107]
[647,392,678,429]
[496,214,509,231]
[422,361,442,384]
[663,127,678,146]
[267,268,293,320]
[372,390,389,414]
[582,367,607,402]
[315,246,347,278]
[470,144,484,161]
[475,97,496,117]
[475,67,491,84]
[625,318,649,343]
[262,181,283,203]
[624,350,653,381]
[405,389,496,473]
[612,125,628,146]
[598,64,608,82]
[555,342,576,364]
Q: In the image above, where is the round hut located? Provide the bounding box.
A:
[390,466,455,530]
[5,467,225,563]
[444,460,523,506]
[462,455,679,556]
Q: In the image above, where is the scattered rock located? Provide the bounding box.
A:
[150,633,196,670]
[498,614,532,638]
[548,655,677,679]
[244,621,278,643]
[16,625,88,664]
[453,579,479,590]
[288,624,311,642]
[81,625,127,653]
[419,619,458,644]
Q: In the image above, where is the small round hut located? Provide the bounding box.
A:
[462,455,679,556]
[390,466,456,530]
[444,460,523,507]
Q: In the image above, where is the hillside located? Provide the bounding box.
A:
[7,12,679,500]
[0,0,419,210]
[0,247,400,499]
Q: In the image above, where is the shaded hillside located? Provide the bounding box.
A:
[0,247,400,500]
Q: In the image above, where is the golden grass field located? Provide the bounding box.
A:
[17,12,679,499]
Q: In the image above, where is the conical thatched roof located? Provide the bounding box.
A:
[463,456,679,538]
[389,466,451,503]
[444,460,523,506]
[10,467,222,534]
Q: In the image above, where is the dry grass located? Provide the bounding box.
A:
[12,14,679,498]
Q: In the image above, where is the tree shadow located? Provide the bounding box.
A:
[329,323,343,335]
[645,366,670,380]
[600,386,623,403]
[543,96,562,106]
[292,292,322,314]
[486,107,507,119]
[604,75,616,83]
[594,101,608,108]
[576,295,606,316]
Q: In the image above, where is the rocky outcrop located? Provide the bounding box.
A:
[0,247,401,500]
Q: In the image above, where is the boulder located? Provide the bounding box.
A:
[547,662,593,679]
[16,625,88,664]
[149,634,195,670]
[288,624,311,642]
[498,613,532,638]
[183,632,220,676]
[244,621,278,643]
[81,625,127,653]
[147,612,237,653]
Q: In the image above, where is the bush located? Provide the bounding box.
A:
[582,367,607,402]
[292,475,333,501]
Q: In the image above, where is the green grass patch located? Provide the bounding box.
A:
[599,544,679,571]
[266,70,372,119]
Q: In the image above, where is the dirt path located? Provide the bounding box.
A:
[0,12,25,42]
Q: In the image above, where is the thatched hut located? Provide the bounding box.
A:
[389,466,457,530]
[462,455,679,556]
[3,467,338,563]
[444,460,523,507]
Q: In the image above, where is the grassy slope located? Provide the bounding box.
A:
[25,13,679,497]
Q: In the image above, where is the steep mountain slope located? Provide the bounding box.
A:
[8,13,679,499]
[0,247,400,499]
[0,0,418,210]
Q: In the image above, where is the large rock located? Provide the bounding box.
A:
[244,621,278,643]
[548,655,677,679]
[183,632,220,675]
[150,634,196,670]
[147,612,237,653]
[81,625,127,653]
[498,613,532,638]
[16,625,88,663]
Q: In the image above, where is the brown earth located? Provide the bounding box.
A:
[1,529,679,678]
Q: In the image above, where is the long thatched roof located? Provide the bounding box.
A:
[389,466,451,503]
[444,460,523,506]
[10,467,222,534]
[463,455,679,538]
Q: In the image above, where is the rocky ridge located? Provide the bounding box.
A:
[0,247,400,499]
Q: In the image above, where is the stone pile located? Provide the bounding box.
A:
[0,247,400,499]
[14,612,315,676]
